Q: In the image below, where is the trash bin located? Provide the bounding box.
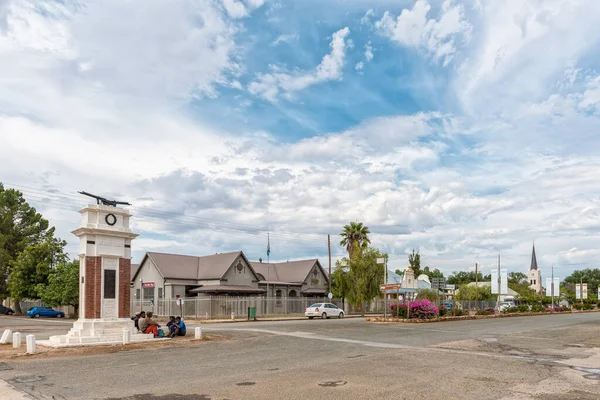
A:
[248,306,256,321]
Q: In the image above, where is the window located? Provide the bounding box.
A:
[276,290,282,306]
[143,287,154,300]
[104,270,116,299]
[158,288,163,299]
[136,289,140,299]
[534,280,536,285]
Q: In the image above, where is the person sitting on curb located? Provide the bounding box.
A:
[175,316,186,337]
[142,312,161,337]
[133,311,146,332]
[167,316,179,338]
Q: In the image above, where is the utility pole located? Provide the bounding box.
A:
[475,263,479,312]
[551,264,555,311]
[497,254,501,311]
[328,234,332,296]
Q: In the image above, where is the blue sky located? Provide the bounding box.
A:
[2,0,600,280]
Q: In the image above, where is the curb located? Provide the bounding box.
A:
[181,314,369,324]
[367,309,600,324]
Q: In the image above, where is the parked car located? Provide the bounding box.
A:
[26,307,65,318]
[305,303,344,319]
[499,302,515,312]
[440,301,453,310]
[0,305,14,315]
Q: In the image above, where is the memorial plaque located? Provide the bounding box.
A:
[104,269,116,299]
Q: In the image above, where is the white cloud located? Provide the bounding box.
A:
[245,0,265,10]
[375,0,470,66]
[355,61,364,71]
[364,41,374,61]
[248,27,351,101]
[455,0,600,115]
[222,0,248,19]
[271,33,299,46]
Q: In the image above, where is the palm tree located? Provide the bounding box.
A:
[339,221,371,259]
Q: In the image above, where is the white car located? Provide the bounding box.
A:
[305,303,344,319]
[499,302,515,312]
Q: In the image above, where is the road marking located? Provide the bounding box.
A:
[200,327,519,360]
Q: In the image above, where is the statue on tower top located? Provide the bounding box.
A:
[78,191,131,207]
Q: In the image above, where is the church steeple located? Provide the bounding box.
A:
[530,243,538,271]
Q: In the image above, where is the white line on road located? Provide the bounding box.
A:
[199,327,521,361]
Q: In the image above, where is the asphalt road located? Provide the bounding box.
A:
[1,313,600,399]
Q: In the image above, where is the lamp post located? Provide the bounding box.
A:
[139,278,143,313]
[377,257,387,319]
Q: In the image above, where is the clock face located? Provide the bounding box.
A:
[105,213,117,226]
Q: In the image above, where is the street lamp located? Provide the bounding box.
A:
[377,257,387,319]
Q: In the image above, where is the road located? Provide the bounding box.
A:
[1,313,600,399]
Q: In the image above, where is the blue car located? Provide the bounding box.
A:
[26,307,65,318]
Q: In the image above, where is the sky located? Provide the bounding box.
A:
[2,0,600,280]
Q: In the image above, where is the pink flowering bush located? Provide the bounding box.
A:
[546,305,566,312]
[409,299,439,319]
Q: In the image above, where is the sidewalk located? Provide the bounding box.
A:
[0,379,30,400]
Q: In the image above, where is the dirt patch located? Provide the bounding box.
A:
[0,334,227,362]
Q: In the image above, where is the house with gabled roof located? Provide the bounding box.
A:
[130,251,330,312]
[130,251,265,306]
[249,259,329,313]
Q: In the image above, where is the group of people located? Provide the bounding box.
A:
[132,311,187,338]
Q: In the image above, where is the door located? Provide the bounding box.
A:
[325,303,337,317]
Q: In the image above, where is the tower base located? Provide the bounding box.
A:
[37,318,167,348]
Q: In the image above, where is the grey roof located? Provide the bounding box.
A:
[530,244,538,271]
[139,251,251,281]
[250,259,327,284]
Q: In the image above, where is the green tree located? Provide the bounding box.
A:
[337,244,386,316]
[37,260,79,316]
[416,289,439,302]
[456,284,494,300]
[7,236,67,313]
[447,271,483,285]
[422,266,444,280]
[508,272,528,285]
[408,249,422,277]
[0,185,58,305]
[564,269,600,296]
[339,221,371,259]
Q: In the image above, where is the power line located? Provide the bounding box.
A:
[4,183,331,247]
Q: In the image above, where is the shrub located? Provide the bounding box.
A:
[476,310,493,316]
[573,303,593,311]
[545,305,565,312]
[530,304,545,313]
[450,308,466,317]
[517,304,530,312]
[409,299,439,319]
[439,306,448,317]
[504,306,519,313]
[388,303,408,318]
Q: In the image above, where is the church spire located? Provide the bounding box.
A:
[530,243,538,271]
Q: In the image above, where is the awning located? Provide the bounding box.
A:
[300,288,327,295]
[188,285,266,294]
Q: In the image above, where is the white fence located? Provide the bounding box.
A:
[131,296,350,319]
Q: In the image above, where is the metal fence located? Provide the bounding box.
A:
[455,301,499,311]
[130,296,354,319]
